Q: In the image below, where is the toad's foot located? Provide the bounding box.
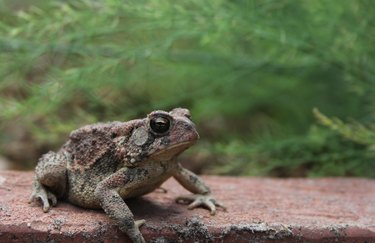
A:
[29,181,57,213]
[176,194,226,215]
[155,187,168,193]
[135,219,146,228]
[121,219,146,243]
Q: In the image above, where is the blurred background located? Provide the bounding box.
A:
[0,0,374,177]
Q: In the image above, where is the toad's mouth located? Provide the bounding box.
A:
[150,141,196,159]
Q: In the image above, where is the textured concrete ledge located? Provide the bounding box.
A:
[0,171,374,242]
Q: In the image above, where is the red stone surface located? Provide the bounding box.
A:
[0,171,374,242]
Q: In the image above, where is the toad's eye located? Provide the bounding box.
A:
[150,116,170,134]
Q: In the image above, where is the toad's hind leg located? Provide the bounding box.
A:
[29,151,68,212]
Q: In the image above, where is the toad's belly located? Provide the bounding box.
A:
[118,160,176,198]
[67,160,177,209]
[118,173,172,199]
[67,173,172,209]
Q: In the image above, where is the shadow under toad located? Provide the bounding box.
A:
[125,196,184,220]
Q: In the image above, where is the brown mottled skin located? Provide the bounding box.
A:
[30,108,225,243]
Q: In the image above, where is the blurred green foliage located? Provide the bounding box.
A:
[0,0,374,176]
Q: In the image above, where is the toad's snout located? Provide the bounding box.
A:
[171,118,199,145]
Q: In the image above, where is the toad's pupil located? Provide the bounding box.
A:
[150,117,170,133]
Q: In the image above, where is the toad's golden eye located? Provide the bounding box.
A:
[150,116,170,134]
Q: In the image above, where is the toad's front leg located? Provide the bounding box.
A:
[94,168,145,243]
[173,163,226,215]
